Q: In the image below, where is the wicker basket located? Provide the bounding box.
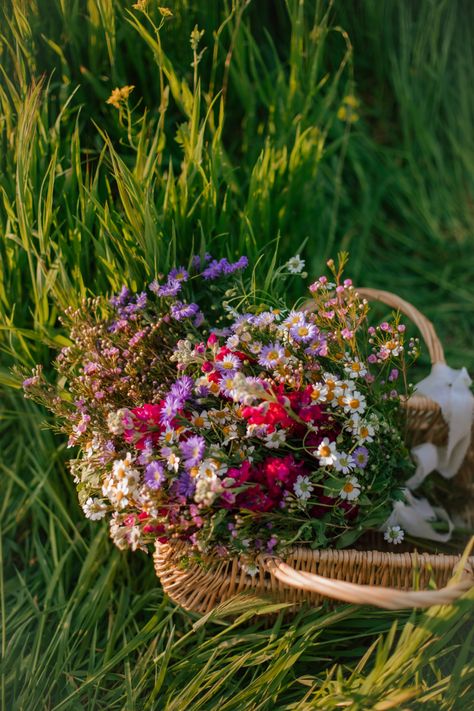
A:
[154,288,474,613]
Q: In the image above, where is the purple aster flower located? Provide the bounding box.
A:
[173,472,196,499]
[144,461,166,489]
[179,435,206,468]
[193,310,204,327]
[215,354,241,375]
[201,259,225,280]
[168,267,189,282]
[224,256,248,274]
[258,342,287,369]
[160,394,181,427]
[170,301,200,320]
[110,286,130,308]
[201,256,248,280]
[290,322,318,343]
[150,279,182,297]
[353,446,369,469]
[170,376,194,399]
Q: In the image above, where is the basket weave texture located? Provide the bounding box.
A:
[154,288,474,612]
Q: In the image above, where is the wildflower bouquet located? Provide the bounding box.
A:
[23,254,418,562]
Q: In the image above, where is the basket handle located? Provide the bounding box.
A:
[356,287,446,365]
[263,556,474,609]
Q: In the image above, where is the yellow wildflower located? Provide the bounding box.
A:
[132,0,148,11]
[106,85,135,109]
[158,6,173,16]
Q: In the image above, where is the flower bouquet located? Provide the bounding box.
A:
[22,253,473,610]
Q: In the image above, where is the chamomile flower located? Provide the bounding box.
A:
[241,562,259,577]
[310,384,328,403]
[384,525,405,545]
[285,255,305,274]
[343,391,366,415]
[334,451,356,474]
[265,429,286,449]
[356,421,375,444]
[82,497,107,520]
[316,438,338,466]
[190,411,210,429]
[293,475,314,501]
[344,358,367,379]
[339,476,361,501]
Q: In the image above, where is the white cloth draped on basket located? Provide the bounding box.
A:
[383,363,474,541]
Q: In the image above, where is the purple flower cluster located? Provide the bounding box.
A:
[202,256,248,280]
[170,301,201,321]
[160,376,194,427]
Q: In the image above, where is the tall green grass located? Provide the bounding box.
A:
[1,1,473,708]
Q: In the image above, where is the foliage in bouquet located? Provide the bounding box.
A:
[22,253,419,562]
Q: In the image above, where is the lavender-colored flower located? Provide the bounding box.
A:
[258,342,287,369]
[353,446,369,469]
[201,258,226,280]
[110,286,130,308]
[290,321,318,343]
[170,301,200,320]
[202,256,248,280]
[150,279,182,297]
[224,256,248,274]
[180,435,206,468]
[144,461,166,489]
[173,472,196,499]
[193,310,204,327]
[170,376,194,399]
[168,267,189,282]
[160,394,181,426]
[160,377,194,427]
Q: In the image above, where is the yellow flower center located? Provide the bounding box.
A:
[343,482,354,493]
[268,350,279,361]
[319,445,331,457]
[350,398,360,409]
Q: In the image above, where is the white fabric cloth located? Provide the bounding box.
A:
[407,363,474,488]
[384,489,454,543]
[383,363,474,541]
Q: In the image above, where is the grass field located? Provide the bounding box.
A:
[1,1,474,708]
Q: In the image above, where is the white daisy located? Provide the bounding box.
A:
[339,476,361,501]
[316,437,338,466]
[384,525,405,545]
[265,430,286,449]
[285,255,305,274]
[293,475,314,501]
[82,497,107,521]
[343,390,367,415]
[356,421,375,444]
[334,451,356,474]
[344,358,367,379]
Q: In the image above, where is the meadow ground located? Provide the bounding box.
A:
[1,1,474,708]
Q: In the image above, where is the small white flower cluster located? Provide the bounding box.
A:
[102,453,140,509]
[194,459,227,505]
[107,408,133,435]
